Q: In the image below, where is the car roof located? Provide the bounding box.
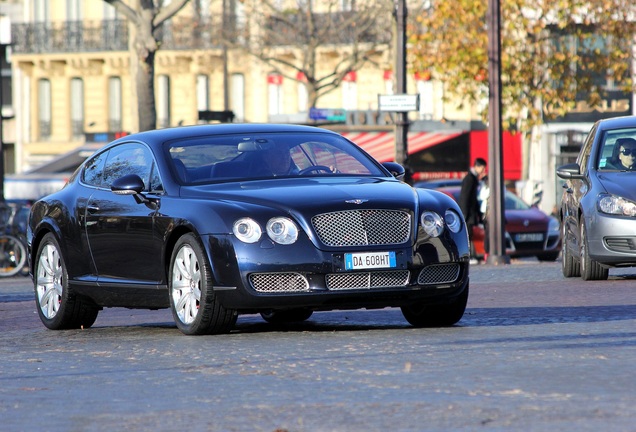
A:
[595,115,636,130]
[109,123,341,147]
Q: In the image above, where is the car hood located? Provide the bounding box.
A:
[596,172,636,200]
[505,207,550,228]
[180,177,430,214]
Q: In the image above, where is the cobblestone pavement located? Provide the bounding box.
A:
[1,259,635,432]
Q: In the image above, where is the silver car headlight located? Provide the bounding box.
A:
[598,193,636,217]
[420,211,444,237]
[266,217,298,245]
[233,218,262,243]
[444,209,462,233]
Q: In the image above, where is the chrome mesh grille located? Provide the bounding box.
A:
[417,263,461,285]
[249,272,310,293]
[311,210,411,247]
[326,270,410,290]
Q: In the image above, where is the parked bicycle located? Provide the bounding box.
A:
[0,201,30,278]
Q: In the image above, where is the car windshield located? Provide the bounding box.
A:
[504,191,530,210]
[165,132,386,184]
[597,127,636,171]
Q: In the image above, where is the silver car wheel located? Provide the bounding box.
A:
[171,244,202,325]
[35,243,63,320]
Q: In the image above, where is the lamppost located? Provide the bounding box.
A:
[486,0,509,265]
[0,15,10,204]
[394,0,409,175]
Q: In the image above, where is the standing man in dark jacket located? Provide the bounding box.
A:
[459,158,487,261]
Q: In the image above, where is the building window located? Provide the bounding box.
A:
[196,74,209,112]
[340,0,354,11]
[231,73,245,122]
[33,0,49,22]
[103,1,117,19]
[37,78,51,140]
[70,77,84,139]
[297,72,308,113]
[195,0,212,18]
[157,74,171,128]
[383,70,394,95]
[108,76,122,132]
[66,0,81,20]
[415,72,434,120]
[342,71,357,111]
[267,73,283,117]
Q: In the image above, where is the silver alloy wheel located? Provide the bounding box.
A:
[579,222,587,275]
[171,244,202,325]
[36,243,63,319]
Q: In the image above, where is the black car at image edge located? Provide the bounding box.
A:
[28,123,471,335]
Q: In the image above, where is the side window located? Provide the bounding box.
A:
[82,150,109,187]
[577,124,597,175]
[102,143,154,190]
[148,163,163,192]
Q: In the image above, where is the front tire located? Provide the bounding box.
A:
[169,233,237,335]
[34,233,99,330]
[579,221,608,281]
[401,283,469,327]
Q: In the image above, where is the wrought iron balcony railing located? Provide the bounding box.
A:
[12,20,129,54]
[11,12,389,55]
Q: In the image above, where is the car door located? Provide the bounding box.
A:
[564,125,597,250]
[85,143,165,285]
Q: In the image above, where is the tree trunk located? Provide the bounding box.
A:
[127,20,140,133]
[136,50,156,132]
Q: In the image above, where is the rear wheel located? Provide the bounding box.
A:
[34,233,99,330]
[261,309,313,324]
[401,283,469,327]
[579,222,608,281]
[169,233,237,335]
[561,221,580,278]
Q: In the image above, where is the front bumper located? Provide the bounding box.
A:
[586,212,636,265]
[204,233,470,311]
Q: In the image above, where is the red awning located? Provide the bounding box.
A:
[342,131,464,162]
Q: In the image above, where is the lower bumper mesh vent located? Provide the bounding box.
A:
[417,263,460,285]
[326,270,410,290]
[249,272,310,293]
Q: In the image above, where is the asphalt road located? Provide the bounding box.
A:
[1,260,635,432]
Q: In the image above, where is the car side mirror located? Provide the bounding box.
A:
[382,162,406,181]
[111,174,158,209]
[111,174,145,195]
[556,163,584,180]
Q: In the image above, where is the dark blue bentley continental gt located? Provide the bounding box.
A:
[28,124,470,335]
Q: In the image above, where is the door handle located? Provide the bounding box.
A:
[87,205,100,213]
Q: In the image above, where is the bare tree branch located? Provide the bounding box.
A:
[230,0,392,110]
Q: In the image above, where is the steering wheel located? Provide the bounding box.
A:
[298,165,333,175]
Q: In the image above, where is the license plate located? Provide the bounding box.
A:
[344,251,396,270]
[515,233,543,242]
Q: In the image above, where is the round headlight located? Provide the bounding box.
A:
[445,209,462,233]
[420,211,444,237]
[233,218,262,243]
[266,217,299,245]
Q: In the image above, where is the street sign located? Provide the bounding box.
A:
[309,108,346,122]
[378,94,420,112]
